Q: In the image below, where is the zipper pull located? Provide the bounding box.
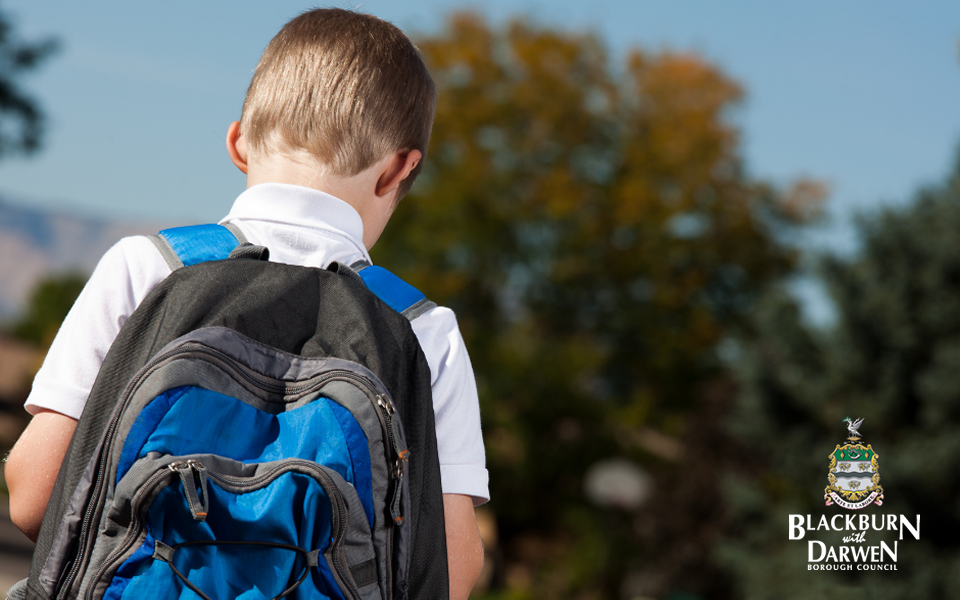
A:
[378,393,409,526]
[389,445,410,526]
[377,394,395,415]
[389,452,409,526]
[379,394,408,463]
[170,460,209,521]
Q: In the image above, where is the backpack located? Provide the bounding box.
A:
[23,224,449,600]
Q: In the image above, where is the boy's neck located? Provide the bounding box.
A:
[246,151,367,210]
[245,151,395,250]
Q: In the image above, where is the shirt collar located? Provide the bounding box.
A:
[219,183,369,261]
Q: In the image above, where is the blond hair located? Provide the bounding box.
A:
[240,8,436,197]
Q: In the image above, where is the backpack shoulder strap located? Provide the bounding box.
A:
[351,260,437,321]
[148,224,435,321]
[148,223,247,270]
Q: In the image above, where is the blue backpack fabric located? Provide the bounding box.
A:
[24,225,450,600]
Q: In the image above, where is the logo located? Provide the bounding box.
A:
[788,418,919,571]
[824,417,883,510]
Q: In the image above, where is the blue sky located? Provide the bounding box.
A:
[2,0,960,258]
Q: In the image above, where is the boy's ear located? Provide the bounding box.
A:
[375,149,422,198]
[226,121,248,174]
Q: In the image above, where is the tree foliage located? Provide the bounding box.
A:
[12,272,86,346]
[723,157,960,598]
[374,14,817,599]
[0,0,57,158]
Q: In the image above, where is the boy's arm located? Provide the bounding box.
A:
[444,493,485,600]
[410,306,489,597]
[5,410,78,541]
[6,237,169,540]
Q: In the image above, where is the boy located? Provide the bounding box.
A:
[5,8,487,599]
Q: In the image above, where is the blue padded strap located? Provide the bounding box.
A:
[158,224,241,268]
[356,265,428,316]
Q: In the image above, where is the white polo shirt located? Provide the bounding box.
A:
[25,183,490,504]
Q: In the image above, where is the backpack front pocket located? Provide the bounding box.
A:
[92,454,380,600]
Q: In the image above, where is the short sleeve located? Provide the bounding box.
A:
[410,306,489,505]
[24,236,171,418]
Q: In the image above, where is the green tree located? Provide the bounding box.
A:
[375,15,817,598]
[0,0,57,157]
[12,272,86,346]
[722,157,960,598]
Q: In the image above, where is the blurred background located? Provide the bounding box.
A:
[2,1,960,598]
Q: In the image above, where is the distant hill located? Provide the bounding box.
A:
[0,194,168,318]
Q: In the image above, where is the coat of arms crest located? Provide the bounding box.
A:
[824,417,883,509]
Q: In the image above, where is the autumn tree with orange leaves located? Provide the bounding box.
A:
[374,15,821,600]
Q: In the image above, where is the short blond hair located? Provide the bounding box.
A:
[240,8,436,197]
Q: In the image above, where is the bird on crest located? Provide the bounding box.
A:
[844,416,863,438]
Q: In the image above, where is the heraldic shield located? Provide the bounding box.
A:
[824,417,883,509]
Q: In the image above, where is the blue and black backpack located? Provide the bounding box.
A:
[22,224,449,600]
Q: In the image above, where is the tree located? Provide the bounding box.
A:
[0,0,57,158]
[374,14,817,599]
[723,157,960,598]
[11,272,86,346]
